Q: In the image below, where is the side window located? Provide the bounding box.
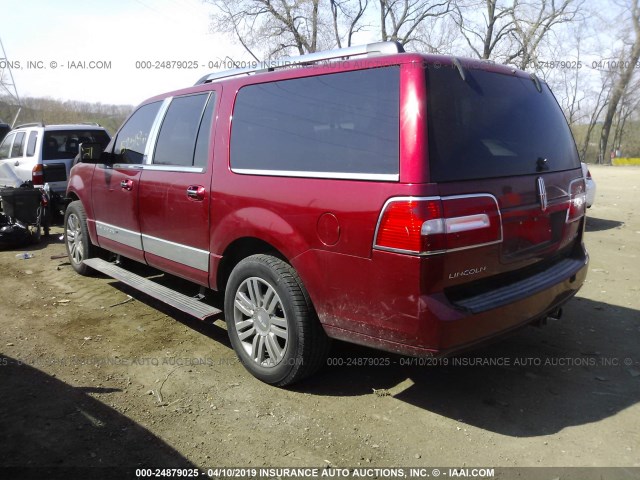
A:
[0,132,15,160]
[114,102,162,164]
[10,132,25,158]
[230,67,400,178]
[153,93,210,167]
[26,131,38,157]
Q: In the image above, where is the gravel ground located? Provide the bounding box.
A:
[0,165,638,478]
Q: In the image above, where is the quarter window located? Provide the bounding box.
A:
[230,67,400,179]
[10,132,25,158]
[26,131,38,157]
[154,93,211,167]
[114,102,162,164]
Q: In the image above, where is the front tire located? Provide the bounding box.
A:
[64,201,95,276]
[224,254,330,386]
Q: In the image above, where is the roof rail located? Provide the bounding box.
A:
[15,122,45,128]
[195,41,405,85]
[78,122,102,126]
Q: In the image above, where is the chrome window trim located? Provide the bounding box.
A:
[372,193,503,256]
[141,233,209,272]
[139,165,205,173]
[144,97,173,165]
[112,164,143,170]
[95,221,143,250]
[231,168,399,182]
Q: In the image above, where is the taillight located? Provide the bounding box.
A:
[441,196,502,250]
[32,164,44,186]
[375,198,442,253]
[374,195,502,255]
[567,179,586,223]
[586,168,592,180]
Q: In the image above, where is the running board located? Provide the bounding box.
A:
[83,258,222,320]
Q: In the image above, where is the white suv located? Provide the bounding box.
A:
[0,123,110,198]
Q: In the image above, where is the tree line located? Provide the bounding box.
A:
[207,0,640,161]
[0,97,133,136]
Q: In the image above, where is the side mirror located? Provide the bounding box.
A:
[79,142,112,164]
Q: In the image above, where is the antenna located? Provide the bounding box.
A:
[0,37,22,127]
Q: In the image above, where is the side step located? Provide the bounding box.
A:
[83,258,222,320]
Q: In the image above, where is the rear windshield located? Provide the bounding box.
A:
[43,129,111,160]
[427,66,579,182]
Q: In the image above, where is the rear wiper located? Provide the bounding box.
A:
[536,157,549,171]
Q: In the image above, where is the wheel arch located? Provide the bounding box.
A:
[216,237,286,293]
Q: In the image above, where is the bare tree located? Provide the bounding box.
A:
[508,0,583,69]
[599,0,640,163]
[330,0,369,48]
[454,0,517,60]
[451,0,582,68]
[578,76,612,161]
[206,0,370,60]
[207,0,330,59]
[612,76,640,155]
[378,0,451,47]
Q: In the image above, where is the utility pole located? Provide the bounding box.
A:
[0,36,21,127]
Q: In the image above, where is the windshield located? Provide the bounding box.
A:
[426,65,579,182]
[43,129,111,160]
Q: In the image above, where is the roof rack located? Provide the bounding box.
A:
[78,122,102,126]
[14,122,45,128]
[195,41,405,85]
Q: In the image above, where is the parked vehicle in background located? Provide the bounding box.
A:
[0,123,110,218]
[581,162,596,208]
[0,122,10,144]
[65,42,589,386]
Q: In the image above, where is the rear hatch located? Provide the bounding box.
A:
[424,62,585,290]
[42,129,110,192]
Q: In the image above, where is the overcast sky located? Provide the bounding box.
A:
[1,0,247,105]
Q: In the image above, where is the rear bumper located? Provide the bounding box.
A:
[322,246,589,357]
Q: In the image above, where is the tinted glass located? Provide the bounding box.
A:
[427,66,580,182]
[193,94,216,168]
[26,131,38,157]
[43,130,111,160]
[230,67,399,176]
[114,102,161,164]
[10,132,25,158]
[154,94,209,167]
[0,132,15,160]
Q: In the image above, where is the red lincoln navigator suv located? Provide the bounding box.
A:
[65,41,588,386]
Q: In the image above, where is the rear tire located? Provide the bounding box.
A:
[224,254,330,386]
[64,201,96,276]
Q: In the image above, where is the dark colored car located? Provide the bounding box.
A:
[65,42,588,386]
[0,122,10,144]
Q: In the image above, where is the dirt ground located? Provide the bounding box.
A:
[1,165,639,477]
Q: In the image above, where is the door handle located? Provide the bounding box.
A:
[120,179,134,191]
[187,185,206,201]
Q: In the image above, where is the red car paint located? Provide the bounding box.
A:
[67,51,588,357]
